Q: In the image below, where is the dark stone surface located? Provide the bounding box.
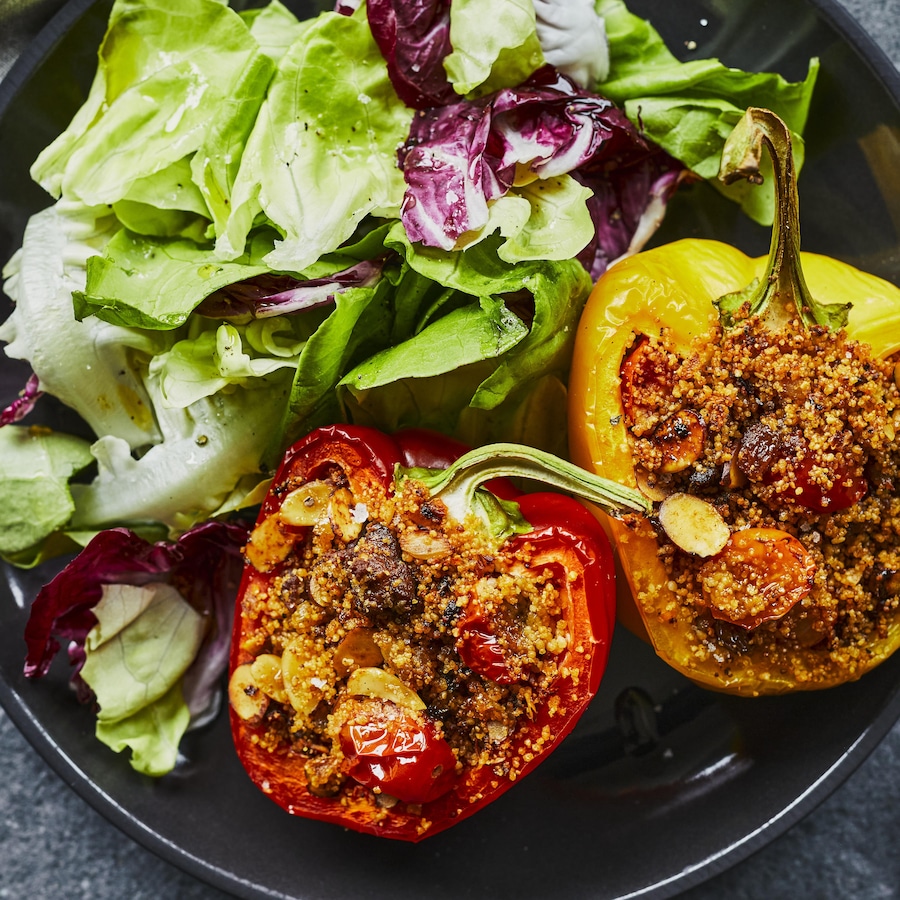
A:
[0,2,898,899]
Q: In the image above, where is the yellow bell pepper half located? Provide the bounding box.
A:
[568,109,900,695]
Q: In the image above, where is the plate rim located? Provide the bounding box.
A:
[1,1,899,898]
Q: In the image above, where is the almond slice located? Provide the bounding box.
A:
[278,480,333,527]
[228,663,269,724]
[657,492,730,557]
[346,667,426,712]
[250,653,289,704]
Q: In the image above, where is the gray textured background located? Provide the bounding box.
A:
[1,1,899,898]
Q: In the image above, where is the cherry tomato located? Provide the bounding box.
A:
[340,701,457,804]
[699,528,816,629]
[456,616,516,684]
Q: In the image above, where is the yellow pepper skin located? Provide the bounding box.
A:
[568,237,900,695]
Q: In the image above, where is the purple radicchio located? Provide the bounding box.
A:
[357,0,456,110]
[1,373,43,426]
[196,259,386,319]
[397,65,685,266]
[24,521,248,721]
[573,144,687,280]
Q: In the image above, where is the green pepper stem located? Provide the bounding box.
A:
[402,443,651,528]
[717,107,850,330]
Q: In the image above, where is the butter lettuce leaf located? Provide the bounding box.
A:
[81,582,205,722]
[0,203,165,450]
[444,0,544,96]
[31,0,275,212]
[596,0,818,223]
[0,426,94,559]
[219,10,413,268]
[94,682,192,777]
[74,229,277,330]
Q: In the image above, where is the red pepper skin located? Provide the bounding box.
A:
[393,427,471,470]
[229,425,615,841]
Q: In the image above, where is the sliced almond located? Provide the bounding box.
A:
[346,666,426,712]
[657,492,730,557]
[720,456,747,490]
[398,528,452,560]
[634,467,669,502]
[282,646,325,715]
[278,480,333,527]
[329,487,366,543]
[333,629,384,678]
[652,409,706,473]
[228,663,269,723]
[250,653,288,703]
[244,514,294,572]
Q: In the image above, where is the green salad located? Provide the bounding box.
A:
[0,0,817,775]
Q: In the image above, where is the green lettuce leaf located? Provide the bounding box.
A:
[218,10,413,268]
[343,295,529,391]
[596,0,819,223]
[31,0,275,211]
[113,156,210,240]
[80,581,204,775]
[74,228,277,330]
[240,0,307,64]
[337,225,591,452]
[274,280,392,455]
[68,370,288,534]
[95,682,191,777]
[445,0,545,96]
[0,426,94,559]
[0,203,166,450]
[149,321,304,408]
[457,174,596,263]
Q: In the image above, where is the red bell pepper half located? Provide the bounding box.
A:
[228,424,648,841]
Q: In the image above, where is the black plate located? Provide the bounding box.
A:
[2,2,900,899]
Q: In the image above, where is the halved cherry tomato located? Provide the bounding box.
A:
[700,528,816,629]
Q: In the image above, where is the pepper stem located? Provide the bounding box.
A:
[400,442,651,537]
[716,107,850,330]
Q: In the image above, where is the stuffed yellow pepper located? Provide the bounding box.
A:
[569,108,900,695]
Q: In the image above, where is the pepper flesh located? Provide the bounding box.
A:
[568,109,900,695]
[228,424,618,840]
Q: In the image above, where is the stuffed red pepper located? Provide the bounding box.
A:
[227,424,647,841]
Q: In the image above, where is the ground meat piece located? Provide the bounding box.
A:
[304,755,345,798]
[344,522,419,619]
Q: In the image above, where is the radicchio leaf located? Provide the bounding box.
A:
[398,65,683,267]
[574,153,687,279]
[197,259,386,319]
[363,0,456,110]
[0,373,43,426]
[23,521,248,718]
